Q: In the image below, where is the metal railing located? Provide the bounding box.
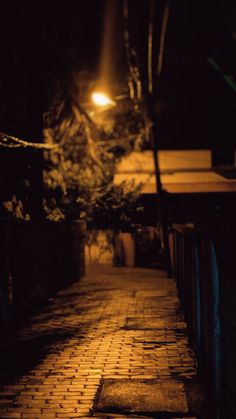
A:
[172,223,221,418]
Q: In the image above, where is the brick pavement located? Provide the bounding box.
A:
[0,266,204,418]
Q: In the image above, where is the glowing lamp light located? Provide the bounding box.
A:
[91,92,115,107]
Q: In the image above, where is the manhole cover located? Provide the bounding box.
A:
[94,379,188,415]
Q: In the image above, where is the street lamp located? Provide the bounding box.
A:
[91,92,116,107]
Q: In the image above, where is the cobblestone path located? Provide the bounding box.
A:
[0,267,204,418]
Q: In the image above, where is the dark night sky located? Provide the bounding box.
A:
[0,0,235,150]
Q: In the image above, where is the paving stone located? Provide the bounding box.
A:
[95,378,188,414]
[0,266,205,418]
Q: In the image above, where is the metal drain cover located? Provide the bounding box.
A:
[94,379,188,414]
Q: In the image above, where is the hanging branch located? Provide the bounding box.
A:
[82,115,105,170]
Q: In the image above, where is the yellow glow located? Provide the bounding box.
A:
[91,92,115,107]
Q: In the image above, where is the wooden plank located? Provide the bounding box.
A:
[116,150,212,173]
[114,171,236,194]
[115,150,236,194]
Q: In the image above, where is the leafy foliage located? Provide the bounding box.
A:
[43,78,146,226]
[89,180,144,229]
[2,195,30,220]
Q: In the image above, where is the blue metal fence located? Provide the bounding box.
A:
[172,223,221,418]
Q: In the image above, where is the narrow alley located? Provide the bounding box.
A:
[0,266,206,419]
[0,2,235,419]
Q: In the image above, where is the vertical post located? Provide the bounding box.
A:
[147,0,172,278]
[29,149,44,220]
[194,241,202,365]
[0,220,13,328]
[210,243,221,418]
